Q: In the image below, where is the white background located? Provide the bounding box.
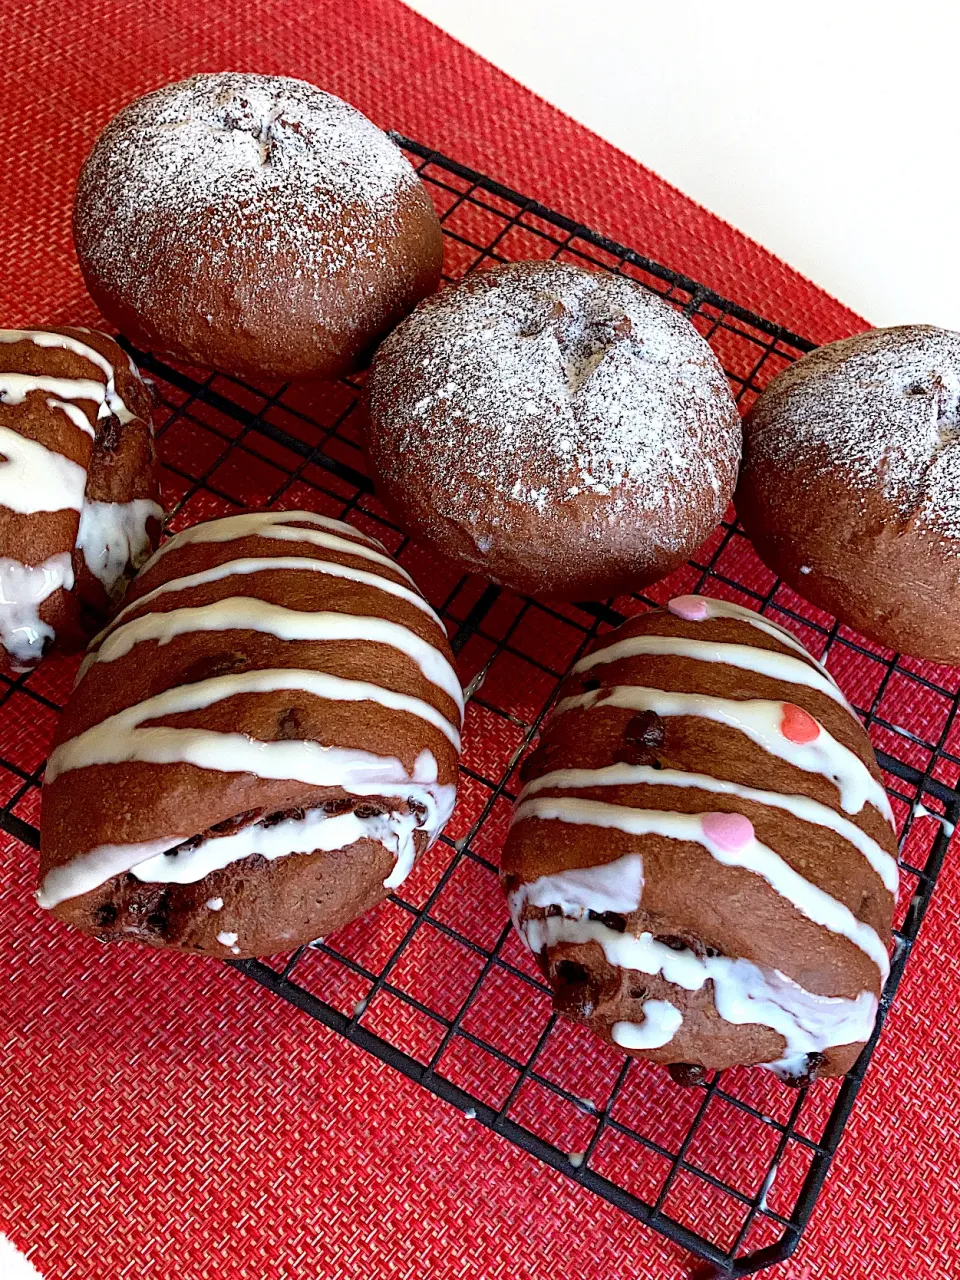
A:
[404,0,960,329]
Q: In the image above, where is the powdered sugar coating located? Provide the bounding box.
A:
[745,325,960,545]
[76,73,417,299]
[367,261,740,595]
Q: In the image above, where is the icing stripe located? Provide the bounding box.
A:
[521,763,898,893]
[101,554,444,635]
[669,596,835,677]
[0,329,139,423]
[521,914,878,1075]
[141,511,390,570]
[76,498,164,596]
[47,667,461,786]
[46,396,95,438]
[38,751,456,907]
[554,685,894,825]
[86,598,464,716]
[513,795,890,978]
[574,634,854,712]
[0,373,106,410]
[612,1001,683,1050]
[0,425,87,514]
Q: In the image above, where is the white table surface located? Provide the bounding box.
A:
[404,0,960,330]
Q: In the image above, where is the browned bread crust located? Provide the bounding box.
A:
[73,74,443,381]
[737,325,960,661]
[365,260,741,600]
[38,511,461,958]
[502,598,897,1083]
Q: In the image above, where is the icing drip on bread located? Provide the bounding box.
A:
[0,328,158,663]
[504,596,897,1079]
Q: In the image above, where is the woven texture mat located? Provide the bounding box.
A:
[2,2,959,1277]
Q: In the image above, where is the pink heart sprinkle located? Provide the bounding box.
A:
[701,811,755,852]
[668,594,709,621]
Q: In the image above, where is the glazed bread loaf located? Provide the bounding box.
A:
[502,596,897,1084]
[0,327,161,667]
[37,510,462,957]
[737,325,960,662]
[365,261,741,600]
[73,73,443,381]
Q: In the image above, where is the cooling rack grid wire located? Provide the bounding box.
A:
[5,137,958,1277]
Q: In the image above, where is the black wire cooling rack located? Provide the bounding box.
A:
[5,137,959,1277]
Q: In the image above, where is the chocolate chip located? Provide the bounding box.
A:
[552,959,598,1018]
[581,677,601,692]
[145,910,168,932]
[354,803,385,820]
[322,798,354,816]
[97,418,122,453]
[625,711,664,750]
[669,1063,707,1088]
[780,1051,826,1088]
[208,810,261,837]
[277,708,302,740]
[261,806,305,828]
[544,904,562,918]
[628,985,647,1001]
[93,903,118,927]
[587,910,627,933]
[656,934,690,952]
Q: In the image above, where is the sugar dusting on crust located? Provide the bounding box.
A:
[368,261,740,555]
[746,324,960,546]
[75,72,419,301]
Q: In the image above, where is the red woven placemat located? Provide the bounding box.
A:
[2,3,959,1278]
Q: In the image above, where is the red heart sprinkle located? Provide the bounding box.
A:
[781,703,820,743]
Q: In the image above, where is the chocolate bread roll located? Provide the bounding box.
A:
[502,596,898,1083]
[73,73,443,381]
[736,325,960,662]
[37,510,462,957]
[0,327,162,667]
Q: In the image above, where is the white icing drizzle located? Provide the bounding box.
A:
[554,685,894,825]
[0,424,87,514]
[513,796,889,978]
[85,598,463,716]
[672,596,836,678]
[521,764,898,894]
[519,852,644,917]
[141,510,392,569]
[0,552,75,667]
[38,760,455,908]
[205,897,224,910]
[129,806,420,887]
[0,329,135,423]
[46,397,95,439]
[913,800,956,837]
[76,498,164,597]
[102,553,444,634]
[574,633,854,713]
[0,372,106,414]
[612,1001,683,1050]
[520,913,878,1076]
[46,668,460,789]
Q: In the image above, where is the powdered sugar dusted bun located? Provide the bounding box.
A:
[365,261,741,599]
[73,73,443,381]
[737,325,960,662]
[0,327,161,668]
[38,510,461,958]
[502,596,897,1084]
